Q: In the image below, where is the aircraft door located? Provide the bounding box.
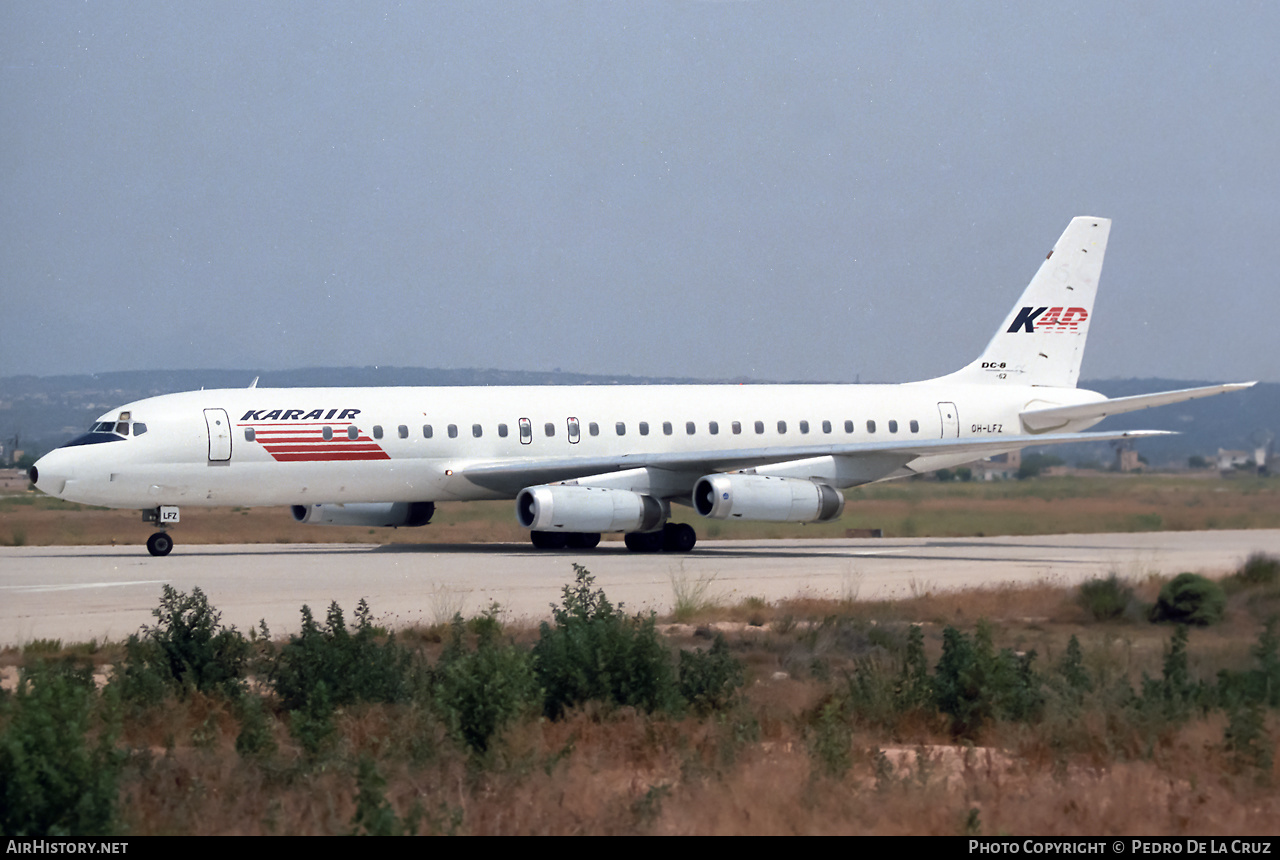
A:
[937,402,960,438]
[204,408,232,461]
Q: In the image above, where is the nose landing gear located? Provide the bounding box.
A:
[142,506,180,556]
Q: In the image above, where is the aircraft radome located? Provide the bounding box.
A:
[29,217,1254,556]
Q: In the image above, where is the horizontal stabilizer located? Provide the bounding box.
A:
[1020,383,1256,432]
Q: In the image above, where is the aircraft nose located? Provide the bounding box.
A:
[29,453,70,497]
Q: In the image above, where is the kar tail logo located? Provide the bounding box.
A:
[1007,306,1088,333]
[240,422,390,462]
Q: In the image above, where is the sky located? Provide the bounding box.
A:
[3,2,1277,384]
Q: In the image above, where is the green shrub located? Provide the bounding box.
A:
[933,622,1043,738]
[1149,573,1226,626]
[116,585,249,700]
[1077,574,1134,621]
[0,660,122,837]
[677,635,744,716]
[533,565,681,718]
[265,599,415,713]
[433,616,536,754]
[1238,553,1280,586]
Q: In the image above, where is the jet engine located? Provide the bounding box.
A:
[291,501,436,527]
[693,474,844,523]
[516,485,665,533]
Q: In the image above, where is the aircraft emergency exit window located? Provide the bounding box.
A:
[423,425,433,439]
[732,421,742,435]
[398,425,409,439]
[133,423,146,436]
[498,424,509,438]
[519,418,532,444]
[324,426,334,441]
[472,424,483,438]
[373,425,383,440]
[639,422,649,436]
[799,421,810,434]
[588,422,599,436]
[244,428,255,442]
[544,423,555,437]
[777,421,787,434]
[348,426,359,440]
[709,421,719,435]
[866,420,876,433]
[844,420,854,434]
[754,421,765,434]
[822,420,832,434]
[448,424,458,439]
[685,422,696,435]
[616,422,626,436]
[888,420,898,433]
[663,422,673,436]
[910,420,920,433]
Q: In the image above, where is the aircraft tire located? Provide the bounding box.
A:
[530,530,569,550]
[662,523,697,553]
[146,532,174,557]
[624,530,664,553]
[566,532,601,549]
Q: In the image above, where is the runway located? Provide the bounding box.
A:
[3,530,1280,648]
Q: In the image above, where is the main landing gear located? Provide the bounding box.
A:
[529,523,696,553]
[142,506,179,556]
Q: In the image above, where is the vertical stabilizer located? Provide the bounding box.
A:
[930,216,1110,388]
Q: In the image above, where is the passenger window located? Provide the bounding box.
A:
[544,422,555,437]
[866,420,876,433]
[472,424,483,438]
[799,420,809,434]
[324,426,334,441]
[398,425,408,439]
[709,421,719,435]
[754,421,765,434]
[910,420,920,433]
[616,422,626,436]
[567,417,580,444]
[777,420,787,434]
[822,420,832,434]
[844,420,854,433]
[498,423,509,438]
[888,420,898,433]
[639,422,649,436]
[448,424,458,439]
[244,427,255,442]
[519,418,532,444]
[588,422,599,436]
[732,421,742,435]
[423,425,433,439]
[348,426,359,440]
[663,422,673,436]
[685,421,696,435]
[373,425,383,440]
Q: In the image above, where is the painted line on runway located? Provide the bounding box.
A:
[0,579,169,594]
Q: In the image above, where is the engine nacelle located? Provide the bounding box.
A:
[516,485,665,533]
[291,501,435,527]
[693,474,844,523]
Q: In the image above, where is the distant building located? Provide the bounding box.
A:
[1115,447,1141,472]
[1218,449,1252,471]
[976,450,1021,481]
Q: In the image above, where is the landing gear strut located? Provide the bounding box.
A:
[142,506,180,556]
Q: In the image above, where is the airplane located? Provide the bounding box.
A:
[28,216,1254,556]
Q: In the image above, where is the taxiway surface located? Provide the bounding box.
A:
[4,530,1280,647]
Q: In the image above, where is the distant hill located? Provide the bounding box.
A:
[0,369,1273,468]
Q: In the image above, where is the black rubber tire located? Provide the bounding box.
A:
[624,530,663,553]
[662,522,697,553]
[146,532,174,557]
[530,530,569,550]
[566,532,602,549]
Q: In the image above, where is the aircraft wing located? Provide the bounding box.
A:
[1020,383,1255,431]
[460,429,1172,495]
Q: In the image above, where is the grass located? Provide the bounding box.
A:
[2,474,1279,548]
[3,558,1278,835]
